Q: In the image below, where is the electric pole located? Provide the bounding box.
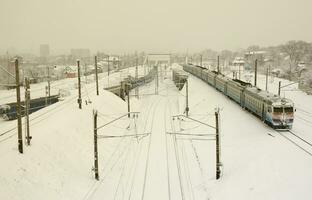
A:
[215,108,221,179]
[217,56,220,74]
[15,58,23,153]
[265,67,269,91]
[127,83,130,118]
[77,60,82,109]
[25,77,31,146]
[135,56,139,99]
[278,81,281,96]
[47,66,50,100]
[45,85,48,106]
[95,56,99,95]
[107,55,110,87]
[93,110,99,180]
[155,65,159,95]
[186,79,189,117]
[254,59,258,87]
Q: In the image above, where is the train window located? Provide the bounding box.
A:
[274,107,283,113]
[284,107,293,113]
[268,107,272,112]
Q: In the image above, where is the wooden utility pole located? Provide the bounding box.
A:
[265,67,269,91]
[185,79,189,117]
[117,56,120,71]
[127,83,130,118]
[217,56,220,74]
[215,108,221,179]
[15,59,23,153]
[77,60,82,109]
[135,57,139,98]
[47,66,51,99]
[45,85,48,106]
[95,56,99,95]
[278,81,281,96]
[254,59,258,87]
[155,65,159,95]
[107,55,110,87]
[25,78,31,146]
[93,110,99,180]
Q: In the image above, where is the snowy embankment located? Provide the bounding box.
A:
[0,86,128,199]
[0,66,142,200]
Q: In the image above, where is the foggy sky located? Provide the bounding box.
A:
[1,0,312,55]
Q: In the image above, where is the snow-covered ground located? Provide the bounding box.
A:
[0,64,312,200]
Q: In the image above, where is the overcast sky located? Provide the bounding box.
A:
[0,0,312,55]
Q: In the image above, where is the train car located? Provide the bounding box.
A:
[259,91,294,129]
[201,70,209,83]
[244,87,266,119]
[1,95,59,120]
[244,87,294,129]
[182,63,294,129]
[226,79,252,105]
[207,70,217,86]
[215,74,229,94]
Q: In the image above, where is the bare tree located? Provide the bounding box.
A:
[281,40,310,80]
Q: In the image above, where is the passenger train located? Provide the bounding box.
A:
[183,64,294,129]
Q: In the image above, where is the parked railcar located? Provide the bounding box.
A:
[0,95,59,120]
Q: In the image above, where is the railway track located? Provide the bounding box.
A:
[276,129,312,157]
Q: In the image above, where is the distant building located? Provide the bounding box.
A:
[64,66,77,78]
[232,57,245,79]
[70,49,90,59]
[40,44,50,57]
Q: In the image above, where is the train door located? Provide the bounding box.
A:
[261,101,266,121]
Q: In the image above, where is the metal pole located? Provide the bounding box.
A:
[186,79,189,117]
[15,59,23,153]
[77,60,82,109]
[25,78,31,146]
[278,81,281,96]
[93,110,99,180]
[254,59,258,87]
[215,108,221,179]
[95,56,99,95]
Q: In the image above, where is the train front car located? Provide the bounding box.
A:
[267,98,294,129]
